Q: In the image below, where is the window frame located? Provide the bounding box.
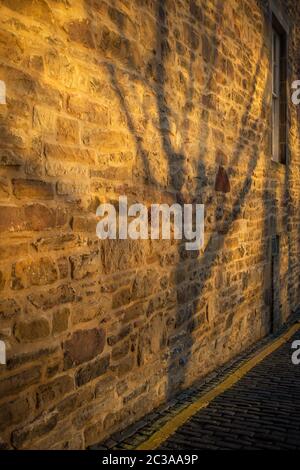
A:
[271,14,288,165]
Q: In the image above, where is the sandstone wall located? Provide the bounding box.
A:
[0,0,300,449]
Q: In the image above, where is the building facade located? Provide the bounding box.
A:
[0,0,300,449]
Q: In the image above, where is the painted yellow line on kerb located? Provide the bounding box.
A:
[136,322,300,450]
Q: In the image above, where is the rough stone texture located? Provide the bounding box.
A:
[0,0,300,450]
[14,318,50,343]
[64,328,106,369]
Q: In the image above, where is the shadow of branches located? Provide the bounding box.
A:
[84,0,277,400]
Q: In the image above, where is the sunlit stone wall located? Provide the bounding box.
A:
[0,0,300,449]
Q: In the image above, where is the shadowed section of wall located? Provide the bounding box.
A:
[0,0,299,450]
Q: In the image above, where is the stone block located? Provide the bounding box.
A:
[75,355,110,387]
[14,318,50,342]
[64,328,106,369]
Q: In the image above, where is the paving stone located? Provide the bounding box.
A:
[92,321,300,450]
[158,329,300,450]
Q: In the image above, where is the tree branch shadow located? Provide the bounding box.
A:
[84,0,277,417]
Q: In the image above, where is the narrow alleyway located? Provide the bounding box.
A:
[95,323,300,450]
[158,328,300,450]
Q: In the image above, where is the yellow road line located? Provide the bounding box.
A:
[136,322,300,450]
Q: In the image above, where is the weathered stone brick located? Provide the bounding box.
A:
[0,298,21,319]
[0,63,36,101]
[84,421,104,448]
[110,355,134,377]
[7,347,59,371]
[137,315,166,366]
[0,367,41,400]
[0,149,22,167]
[132,270,157,300]
[43,48,71,84]
[107,6,135,34]
[96,25,140,68]
[44,143,95,164]
[3,96,31,124]
[0,125,25,147]
[67,95,108,124]
[14,318,50,342]
[28,425,79,449]
[202,33,212,62]
[112,340,130,361]
[0,270,5,291]
[32,105,56,134]
[81,128,127,150]
[90,165,131,181]
[107,325,131,347]
[70,251,99,280]
[11,411,58,449]
[101,239,148,274]
[46,360,61,379]
[72,399,107,430]
[0,177,10,198]
[12,179,54,200]
[75,355,110,387]
[103,407,132,438]
[54,386,94,421]
[71,215,97,233]
[112,286,132,309]
[0,205,25,232]
[52,308,70,334]
[29,55,44,72]
[25,157,44,178]
[32,234,78,252]
[24,204,68,231]
[57,256,69,279]
[56,180,90,196]
[0,29,24,65]
[0,241,28,261]
[189,0,203,21]
[12,257,58,288]
[1,0,53,22]
[46,159,89,178]
[95,375,116,398]
[123,383,147,404]
[65,19,95,49]
[28,284,76,310]
[57,117,79,144]
[123,302,147,323]
[64,328,106,369]
[71,294,112,325]
[0,396,32,431]
[36,375,74,408]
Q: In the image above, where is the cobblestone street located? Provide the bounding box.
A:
[159,328,300,450]
[95,323,300,450]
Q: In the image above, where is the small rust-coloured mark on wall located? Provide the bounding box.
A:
[215,165,230,193]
